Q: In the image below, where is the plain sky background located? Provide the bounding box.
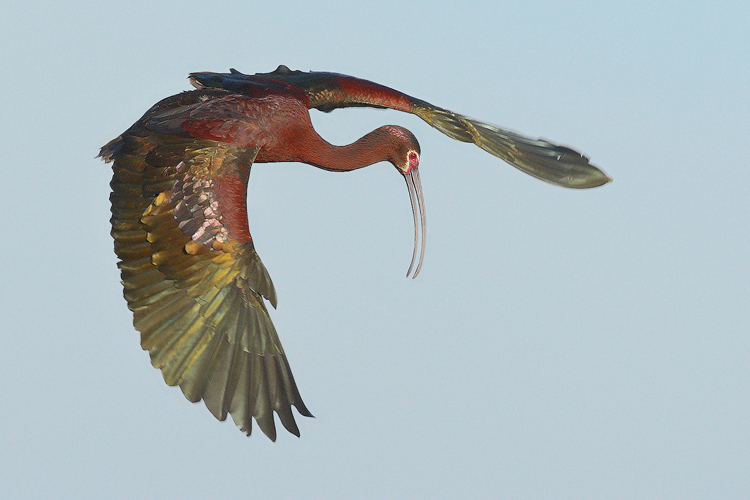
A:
[2,1,749,499]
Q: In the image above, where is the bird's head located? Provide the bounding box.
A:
[382,126,426,279]
[382,125,421,174]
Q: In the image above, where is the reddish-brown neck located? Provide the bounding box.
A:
[292,126,402,172]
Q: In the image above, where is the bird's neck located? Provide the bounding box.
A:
[295,127,396,172]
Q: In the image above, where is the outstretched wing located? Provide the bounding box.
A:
[190,66,611,189]
[100,93,311,440]
[409,101,611,189]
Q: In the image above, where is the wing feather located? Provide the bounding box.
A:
[102,113,311,439]
[411,102,611,188]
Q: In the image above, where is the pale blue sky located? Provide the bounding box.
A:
[2,1,749,499]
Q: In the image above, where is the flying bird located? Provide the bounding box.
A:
[100,65,610,440]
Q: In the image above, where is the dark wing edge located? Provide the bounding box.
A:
[100,127,312,441]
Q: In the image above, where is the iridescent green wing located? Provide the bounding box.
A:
[101,116,311,440]
[409,99,611,189]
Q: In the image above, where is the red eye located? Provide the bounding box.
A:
[408,151,419,170]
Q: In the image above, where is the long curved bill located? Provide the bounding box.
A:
[404,168,426,279]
